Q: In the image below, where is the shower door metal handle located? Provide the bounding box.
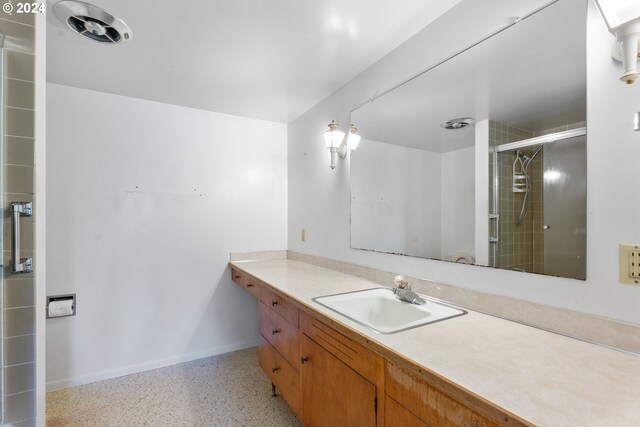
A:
[11,201,33,274]
[489,214,499,243]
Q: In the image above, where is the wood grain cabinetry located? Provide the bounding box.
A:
[230,267,260,297]
[258,335,300,414]
[231,267,246,287]
[385,395,428,427]
[300,334,377,427]
[259,300,300,368]
[299,310,383,426]
[260,287,299,327]
[257,286,302,418]
[386,362,508,427]
[230,264,529,427]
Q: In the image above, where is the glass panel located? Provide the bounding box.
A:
[349,0,587,280]
[489,130,587,280]
[543,136,587,279]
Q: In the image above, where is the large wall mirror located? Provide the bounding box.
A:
[350,0,587,280]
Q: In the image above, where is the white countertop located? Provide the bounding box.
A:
[231,258,640,426]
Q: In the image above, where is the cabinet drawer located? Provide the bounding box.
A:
[386,362,502,427]
[259,336,300,416]
[260,287,299,327]
[230,267,245,287]
[230,267,260,297]
[243,274,261,298]
[300,311,382,383]
[260,303,300,369]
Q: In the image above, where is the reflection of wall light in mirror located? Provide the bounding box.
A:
[324,120,346,169]
[593,0,640,84]
[348,124,361,150]
[544,170,563,183]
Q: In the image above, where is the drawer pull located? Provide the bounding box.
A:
[271,367,279,374]
[300,356,309,365]
[234,275,241,279]
[247,283,254,287]
[271,300,279,307]
[272,329,280,335]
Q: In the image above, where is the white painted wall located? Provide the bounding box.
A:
[441,146,475,261]
[46,84,287,389]
[288,1,640,325]
[351,139,441,258]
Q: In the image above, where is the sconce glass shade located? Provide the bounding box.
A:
[593,0,640,32]
[324,120,345,148]
[348,124,362,151]
[594,0,640,84]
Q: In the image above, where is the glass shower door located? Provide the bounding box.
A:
[489,126,587,280]
[542,136,587,279]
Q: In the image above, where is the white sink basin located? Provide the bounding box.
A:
[313,288,466,334]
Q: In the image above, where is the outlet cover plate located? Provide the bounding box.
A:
[619,243,640,285]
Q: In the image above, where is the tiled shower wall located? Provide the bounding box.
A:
[1,11,36,427]
[489,121,539,272]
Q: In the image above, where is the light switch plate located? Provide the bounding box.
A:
[619,243,640,285]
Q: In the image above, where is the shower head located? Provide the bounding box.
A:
[515,147,542,163]
[53,1,133,44]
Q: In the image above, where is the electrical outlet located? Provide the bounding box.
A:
[619,243,640,285]
[301,228,306,242]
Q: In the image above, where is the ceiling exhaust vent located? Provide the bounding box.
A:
[53,1,133,44]
[440,117,476,130]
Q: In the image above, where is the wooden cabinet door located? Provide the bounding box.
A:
[301,334,377,427]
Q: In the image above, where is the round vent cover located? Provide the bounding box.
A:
[53,1,132,44]
[440,117,476,130]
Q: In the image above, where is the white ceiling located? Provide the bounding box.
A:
[352,0,587,153]
[46,0,463,123]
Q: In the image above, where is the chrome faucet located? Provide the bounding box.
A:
[392,275,426,305]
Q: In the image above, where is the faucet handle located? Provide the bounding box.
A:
[394,274,410,289]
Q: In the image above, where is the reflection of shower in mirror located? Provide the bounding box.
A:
[491,127,587,280]
[512,147,543,226]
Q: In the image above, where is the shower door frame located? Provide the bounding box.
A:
[490,127,587,271]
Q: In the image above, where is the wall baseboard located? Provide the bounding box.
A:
[46,339,259,392]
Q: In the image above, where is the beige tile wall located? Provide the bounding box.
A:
[489,121,536,272]
[1,11,36,427]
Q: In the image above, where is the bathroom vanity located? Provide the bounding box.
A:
[230,256,640,426]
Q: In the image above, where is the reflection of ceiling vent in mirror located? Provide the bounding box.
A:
[53,1,133,44]
[441,117,475,130]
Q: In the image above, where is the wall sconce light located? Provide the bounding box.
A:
[324,120,346,169]
[323,121,362,169]
[593,0,640,84]
[348,124,362,151]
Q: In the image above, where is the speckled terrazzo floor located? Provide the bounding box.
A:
[46,347,302,427]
